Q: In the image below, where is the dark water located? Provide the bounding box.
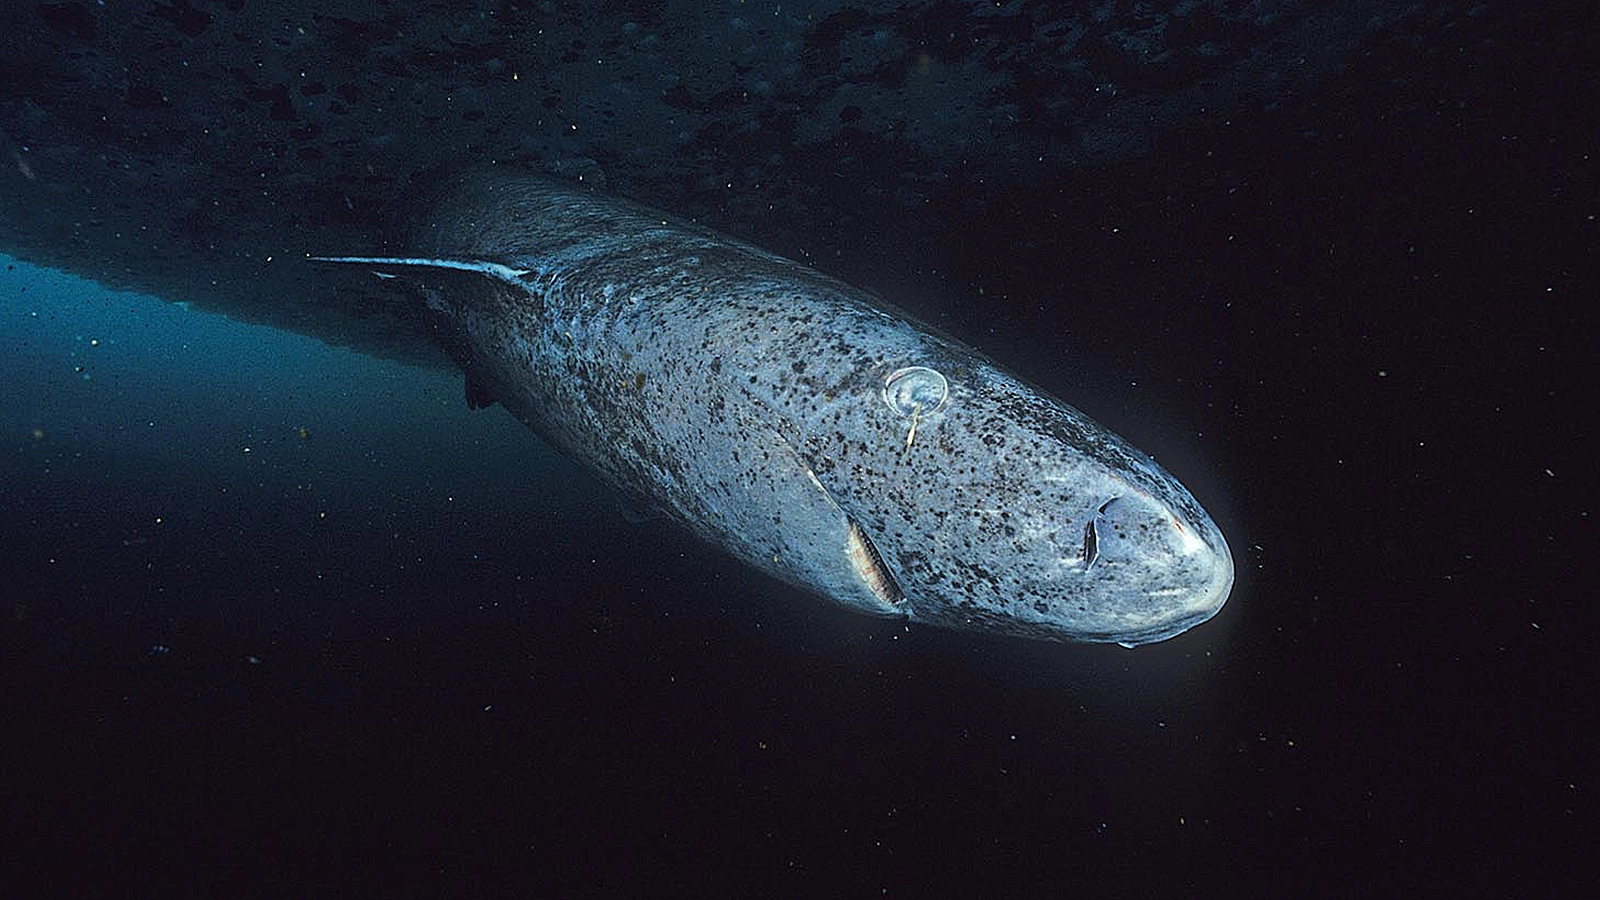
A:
[4,257,1243,896]
[3,4,1596,899]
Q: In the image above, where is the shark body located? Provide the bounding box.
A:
[319,174,1232,646]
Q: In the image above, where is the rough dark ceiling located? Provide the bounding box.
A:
[0,1,1561,363]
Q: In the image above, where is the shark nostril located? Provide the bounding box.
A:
[1081,498,1125,571]
[1083,494,1184,569]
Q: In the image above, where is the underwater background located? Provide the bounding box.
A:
[2,2,1595,897]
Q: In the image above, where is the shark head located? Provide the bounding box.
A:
[755,339,1234,647]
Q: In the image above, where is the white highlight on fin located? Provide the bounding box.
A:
[308,255,531,287]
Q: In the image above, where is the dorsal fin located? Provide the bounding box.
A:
[309,255,531,287]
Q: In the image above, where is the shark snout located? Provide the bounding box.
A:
[1064,491,1233,646]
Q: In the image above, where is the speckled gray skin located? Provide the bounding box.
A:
[320,174,1232,646]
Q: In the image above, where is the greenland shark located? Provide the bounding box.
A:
[315,173,1232,646]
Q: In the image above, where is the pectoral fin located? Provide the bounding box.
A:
[734,409,905,618]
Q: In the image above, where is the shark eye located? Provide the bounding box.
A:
[883,366,949,417]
